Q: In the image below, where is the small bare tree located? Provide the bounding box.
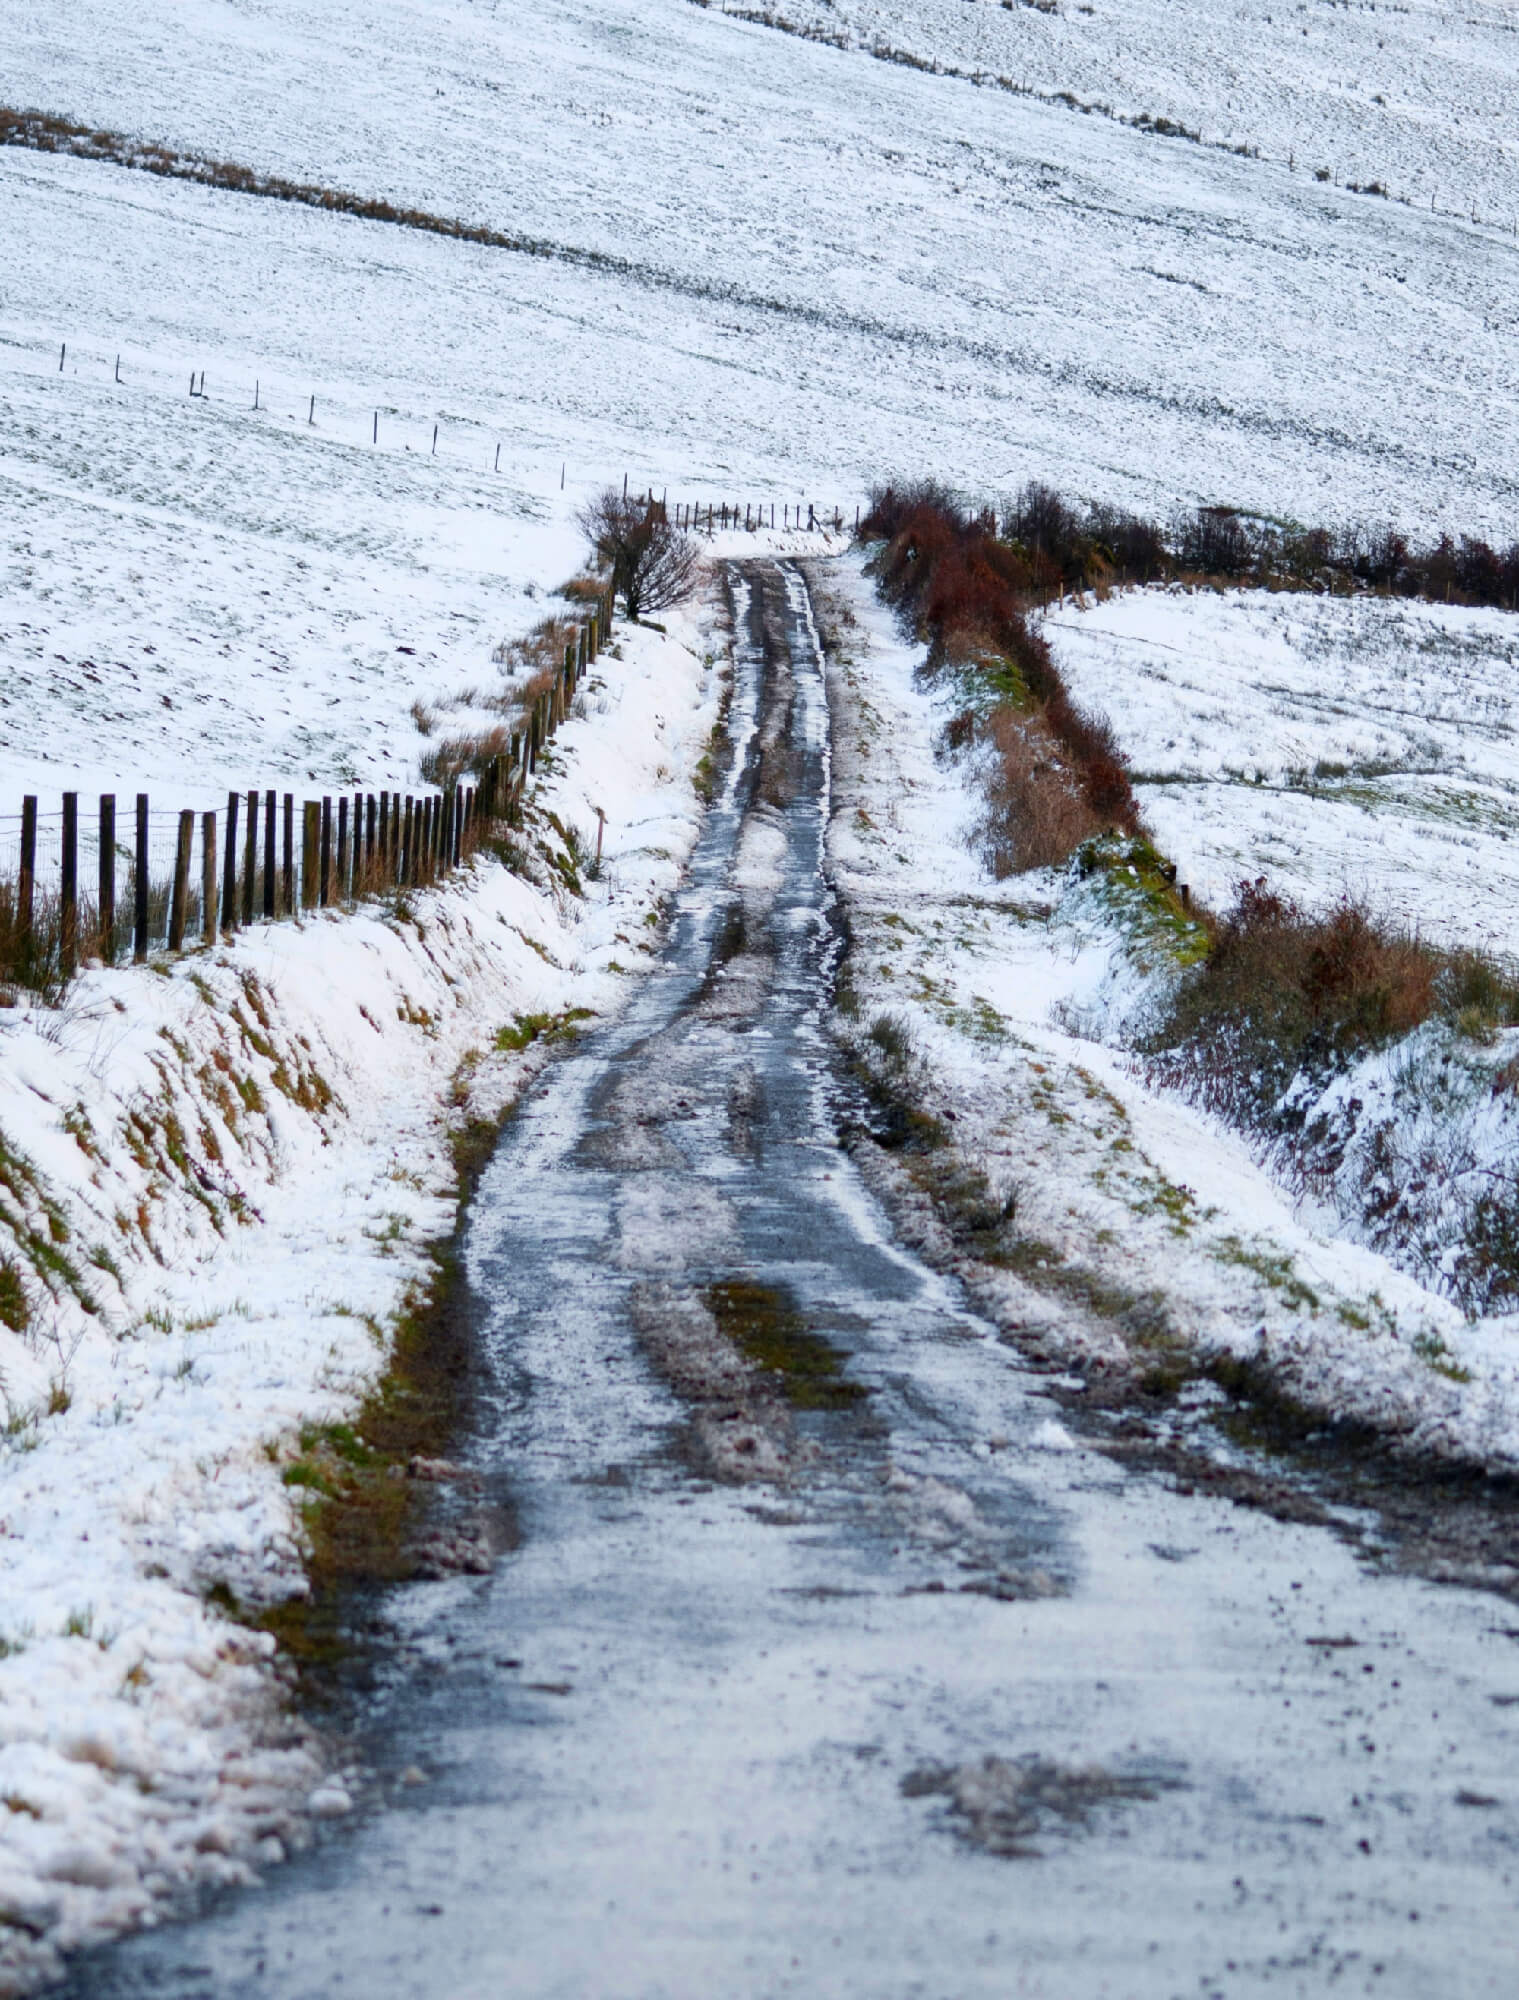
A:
[578,488,702,621]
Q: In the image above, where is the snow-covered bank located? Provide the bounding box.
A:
[0,601,722,1993]
[1045,586,1519,961]
[817,552,1519,1484]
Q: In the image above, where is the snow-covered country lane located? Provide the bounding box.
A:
[60,563,1519,1999]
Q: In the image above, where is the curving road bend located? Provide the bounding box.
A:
[70,563,1519,1998]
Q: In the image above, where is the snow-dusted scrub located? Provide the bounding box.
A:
[816,549,1519,1484]
[1143,882,1519,1318]
[853,476,1519,1327]
[0,607,722,1994]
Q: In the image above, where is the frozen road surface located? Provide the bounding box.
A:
[66,566,1519,1998]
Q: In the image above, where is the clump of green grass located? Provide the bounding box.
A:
[706,1280,868,1411]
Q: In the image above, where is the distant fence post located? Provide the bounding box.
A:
[169,810,194,951]
[98,793,116,962]
[134,794,150,963]
[202,811,217,943]
[263,790,277,919]
[282,793,294,914]
[377,793,390,884]
[221,791,239,932]
[337,796,350,901]
[242,789,257,926]
[301,801,319,908]
[401,797,415,885]
[17,796,36,943]
[60,791,78,978]
[320,797,333,905]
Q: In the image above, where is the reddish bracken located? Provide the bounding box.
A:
[862,485,1141,837]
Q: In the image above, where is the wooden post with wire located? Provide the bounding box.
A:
[18,796,37,945]
[263,791,277,919]
[169,810,193,951]
[134,794,150,963]
[301,802,320,909]
[60,791,78,977]
[319,797,333,906]
[202,811,217,944]
[98,794,116,962]
[242,788,257,926]
[221,791,239,932]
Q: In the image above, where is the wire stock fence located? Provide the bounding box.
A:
[669,498,857,536]
[0,588,615,998]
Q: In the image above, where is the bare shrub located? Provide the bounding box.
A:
[975,711,1104,875]
[577,490,702,620]
[861,487,1142,836]
[1149,879,1517,1124]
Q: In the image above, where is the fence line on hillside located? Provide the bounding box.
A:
[0,588,615,997]
[671,498,855,535]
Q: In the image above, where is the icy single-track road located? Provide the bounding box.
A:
[64,566,1519,1998]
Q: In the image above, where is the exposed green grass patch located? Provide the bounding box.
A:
[706,1279,868,1411]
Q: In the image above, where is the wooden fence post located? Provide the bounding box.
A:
[17,796,36,943]
[337,796,350,901]
[301,802,319,908]
[263,790,276,919]
[367,794,378,889]
[453,788,464,866]
[377,793,389,886]
[134,793,150,962]
[402,798,414,885]
[242,789,257,925]
[202,811,217,943]
[282,793,294,914]
[319,796,333,906]
[60,791,78,977]
[353,792,363,894]
[221,791,239,931]
[169,810,194,951]
[98,794,116,962]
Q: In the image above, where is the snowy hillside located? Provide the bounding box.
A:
[5,0,1517,806]
[1047,588,1519,960]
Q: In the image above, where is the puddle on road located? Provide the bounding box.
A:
[902,1754,1176,1860]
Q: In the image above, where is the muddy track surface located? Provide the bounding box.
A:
[68,564,1519,1998]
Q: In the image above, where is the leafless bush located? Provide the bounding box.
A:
[578,489,702,620]
[974,711,1105,875]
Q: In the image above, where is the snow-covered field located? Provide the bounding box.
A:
[704,0,1519,227]
[0,608,722,1992]
[1047,587,1519,960]
[5,0,1519,562]
[821,552,1519,1474]
[4,0,1519,1984]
